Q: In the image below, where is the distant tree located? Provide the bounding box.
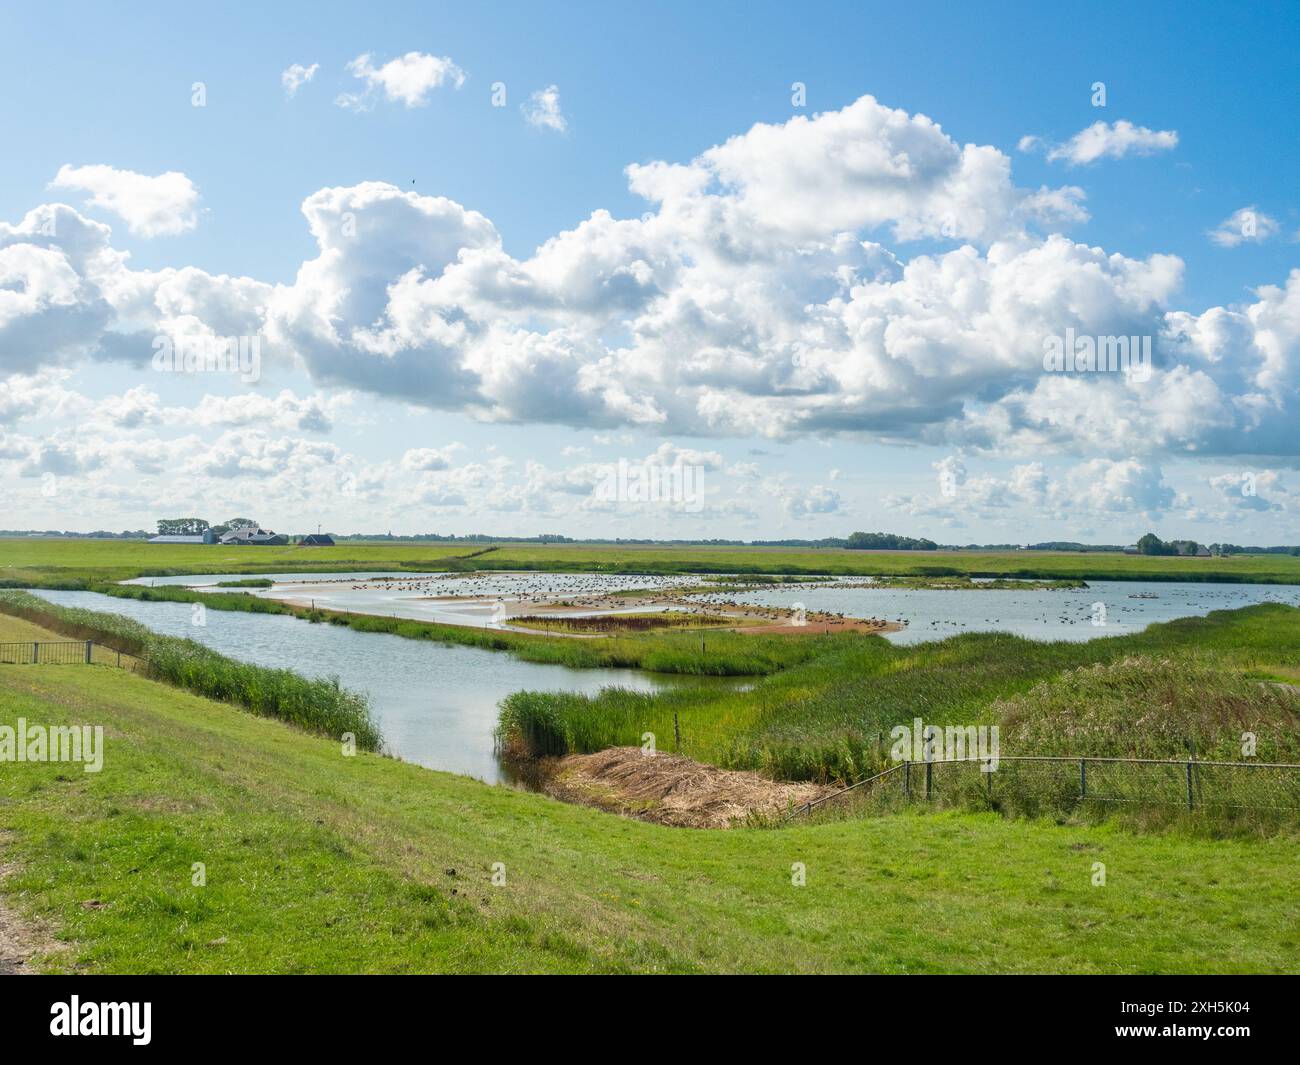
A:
[1135,532,1175,556]
[212,517,259,536]
[157,518,210,536]
[846,531,938,551]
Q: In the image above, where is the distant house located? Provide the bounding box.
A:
[149,530,216,545]
[1122,545,1139,555]
[219,527,288,546]
[300,534,335,547]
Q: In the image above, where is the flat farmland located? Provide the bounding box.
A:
[4,538,1300,585]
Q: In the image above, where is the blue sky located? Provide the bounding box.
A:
[2,1,1298,541]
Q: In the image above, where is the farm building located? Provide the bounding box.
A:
[300,534,335,547]
[219,527,288,546]
[148,530,217,545]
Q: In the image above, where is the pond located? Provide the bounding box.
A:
[75,574,1300,779]
[34,588,731,785]
[128,570,1300,644]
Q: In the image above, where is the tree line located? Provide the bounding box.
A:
[155,517,260,537]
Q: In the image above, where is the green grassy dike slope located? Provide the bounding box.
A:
[1,659,1297,973]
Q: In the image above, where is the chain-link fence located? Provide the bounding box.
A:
[0,640,144,670]
[790,755,1300,821]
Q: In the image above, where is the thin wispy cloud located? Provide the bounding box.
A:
[281,62,319,98]
[1022,120,1179,165]
[522,85,567,132]
[1208,205,1281,247]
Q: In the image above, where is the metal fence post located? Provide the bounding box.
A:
[85,640,92,664]
[673,712,681,753]
[925,759,933,801]
[1080,758,1087,800]
[32,641,38,664]
[1186,760,1194,811]
[904,760,911,799]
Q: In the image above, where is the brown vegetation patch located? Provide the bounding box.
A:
[541,746,833,828]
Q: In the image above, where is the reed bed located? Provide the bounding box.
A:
[498,604,1300,788]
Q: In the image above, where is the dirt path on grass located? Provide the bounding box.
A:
[0,860,55,975]
[540,747,833,828]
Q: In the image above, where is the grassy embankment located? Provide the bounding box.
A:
[5,538,1300,585]
[0,591,380,751]
[1,610,1296,973]
[499,604,1300,783]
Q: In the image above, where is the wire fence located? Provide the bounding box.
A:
[0,640,145,670]
[789,755,1300,821]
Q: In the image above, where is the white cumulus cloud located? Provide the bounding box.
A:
[50,164,199,237]
[338,51,465,111]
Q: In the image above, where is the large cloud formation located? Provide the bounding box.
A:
[4,94,1298,464]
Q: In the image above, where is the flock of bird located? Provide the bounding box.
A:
[269,573,1300,634]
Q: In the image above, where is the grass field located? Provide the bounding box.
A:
[5,538,1300,585]
[2,631,1297,973]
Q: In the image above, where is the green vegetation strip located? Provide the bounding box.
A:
[6,539,1300,585]
[867,575,1086,590]
[0,591,380,751]
[499,604,1300,786]
[506,611,738,634]
[2,663,1296,972]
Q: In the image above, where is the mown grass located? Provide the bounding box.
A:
[1,655,1296,973]
[499,604,1300,784]
[5,537,1300,584]
[0,590,381,751]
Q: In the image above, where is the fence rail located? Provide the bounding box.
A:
[0,640,143,670]
[789,754,1300,820]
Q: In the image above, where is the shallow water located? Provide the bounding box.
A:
[126,569,1300,642]
[127,571,691,628]
[35,588,727,785]
[711,579,1300,644]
